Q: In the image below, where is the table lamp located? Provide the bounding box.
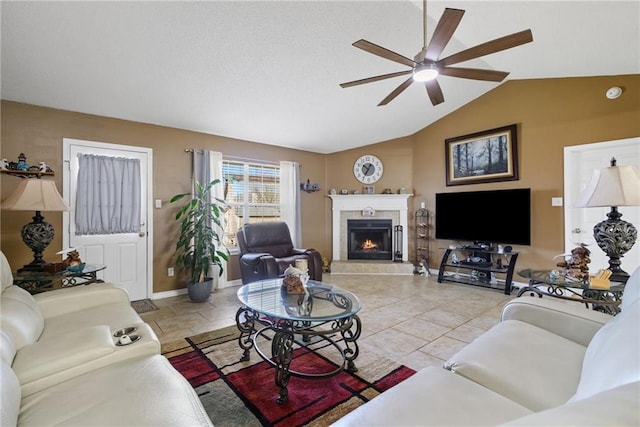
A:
[2,177,70,272]
[575,157,640,283]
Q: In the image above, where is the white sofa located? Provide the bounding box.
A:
[0,251,212,426]
[333,267,640,426]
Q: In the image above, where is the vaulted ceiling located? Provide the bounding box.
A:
[2,1,638,154]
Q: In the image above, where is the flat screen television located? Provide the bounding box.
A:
[435,188,531,245]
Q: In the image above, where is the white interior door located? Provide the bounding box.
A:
[63,139,153,301]
[564,138,640,275]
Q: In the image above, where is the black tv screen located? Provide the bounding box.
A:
[435,188,531,245]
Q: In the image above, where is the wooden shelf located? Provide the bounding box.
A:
[2,170,54,178]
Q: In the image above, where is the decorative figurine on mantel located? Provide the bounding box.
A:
[16,153,29,171]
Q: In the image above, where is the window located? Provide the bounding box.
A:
[222,160,280,248]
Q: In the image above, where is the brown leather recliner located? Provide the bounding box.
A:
[236,222,323,284]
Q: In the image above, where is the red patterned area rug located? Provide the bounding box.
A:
[162,325,416,427]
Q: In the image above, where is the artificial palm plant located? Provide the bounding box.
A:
[170,178,229,301]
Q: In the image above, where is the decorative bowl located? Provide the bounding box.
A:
[66,263,85,273]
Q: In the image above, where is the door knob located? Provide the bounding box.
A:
[139,231,146,237]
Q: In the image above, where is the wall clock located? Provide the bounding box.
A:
[353,155,383,184]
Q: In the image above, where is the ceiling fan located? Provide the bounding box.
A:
[339,1,533,106]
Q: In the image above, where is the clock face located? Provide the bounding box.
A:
[353,155,383,184]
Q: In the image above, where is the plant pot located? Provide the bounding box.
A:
[187,277,214,302]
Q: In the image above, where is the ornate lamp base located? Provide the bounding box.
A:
[18,211,55,272]
[593,207,637,284]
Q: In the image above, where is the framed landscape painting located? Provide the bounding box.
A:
[445,124,519,186]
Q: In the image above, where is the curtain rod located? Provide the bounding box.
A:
[184,149,298,167]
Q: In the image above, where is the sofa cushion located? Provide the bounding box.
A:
[621,266,640,311]
[18,355,213,426]
[331,367,532,427]
[500,381,640,426]
[1,361,21,427]
[1,329,17,365]
[40,303,143,340]
[12,325,115,385]
[445,320,587,411]
[0,292,44,349]
[0,251,14,292]
[501,296,611,347]
[569,297,640,402]
[33,283,130,319]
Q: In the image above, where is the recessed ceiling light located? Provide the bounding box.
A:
[605,87,622,99]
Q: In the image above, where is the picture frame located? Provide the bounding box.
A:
[363,185,375,194]
[445,124,519,186]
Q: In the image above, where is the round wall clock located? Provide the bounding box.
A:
[353,154,384,184]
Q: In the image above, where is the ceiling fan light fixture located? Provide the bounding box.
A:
[413,65,439,82]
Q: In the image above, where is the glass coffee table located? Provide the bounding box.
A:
[517,269,625,315]
[235,278,362,403]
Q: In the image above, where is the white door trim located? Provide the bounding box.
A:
[564,137,640,274]
[62,138,154,299]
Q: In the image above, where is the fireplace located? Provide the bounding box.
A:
[347,219,392,260]
[329,194,411,262]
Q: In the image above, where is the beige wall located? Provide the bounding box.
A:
[411,75,640,270]
[2,74,639,293]
[0,102,328,292]
[325,75,639,270]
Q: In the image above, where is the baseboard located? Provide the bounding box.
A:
[152,288,187,300]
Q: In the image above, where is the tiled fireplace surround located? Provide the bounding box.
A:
[329,194,412,267]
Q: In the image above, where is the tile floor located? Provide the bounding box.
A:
[141,273,514,371]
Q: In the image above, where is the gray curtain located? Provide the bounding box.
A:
[193,149,225,283]
[75,154,141,235]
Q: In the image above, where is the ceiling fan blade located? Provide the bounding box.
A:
[424,8,465,62]
[439,67,509,82]
[378,76,414,106]
[353,39,417,68]
[425,79,444,106]
[438,29,533,67]
[340,70,413,88]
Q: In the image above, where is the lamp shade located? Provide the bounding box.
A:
[2,179,69,211]
[575,164,640,208]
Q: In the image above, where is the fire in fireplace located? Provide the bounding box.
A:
[347,219,392,260]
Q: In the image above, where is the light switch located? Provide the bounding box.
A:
[551,197,563,207]
[155,199,162,209]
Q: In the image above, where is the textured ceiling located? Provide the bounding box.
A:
[2,1,639,154]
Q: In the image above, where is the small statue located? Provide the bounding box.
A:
[16,153,29,171]
[63,250,83,268]
[322,256,330,273]
[0,159,8,170]
[556,244,591,280]
[415,261,428,276]
[282,265,308,295]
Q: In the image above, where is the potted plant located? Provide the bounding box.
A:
[170,179,229,302]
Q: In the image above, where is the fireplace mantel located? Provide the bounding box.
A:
[329,194,413,262]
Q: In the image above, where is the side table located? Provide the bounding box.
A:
[516,269,624,315]
[13,265,107,294]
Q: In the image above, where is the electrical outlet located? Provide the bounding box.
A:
[168,267,174,277]
[551,197,563,207]
[155,199,162,209]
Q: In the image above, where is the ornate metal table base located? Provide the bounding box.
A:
[517,281,623,315]
[235,306,362,404]
[13,265,106,294]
